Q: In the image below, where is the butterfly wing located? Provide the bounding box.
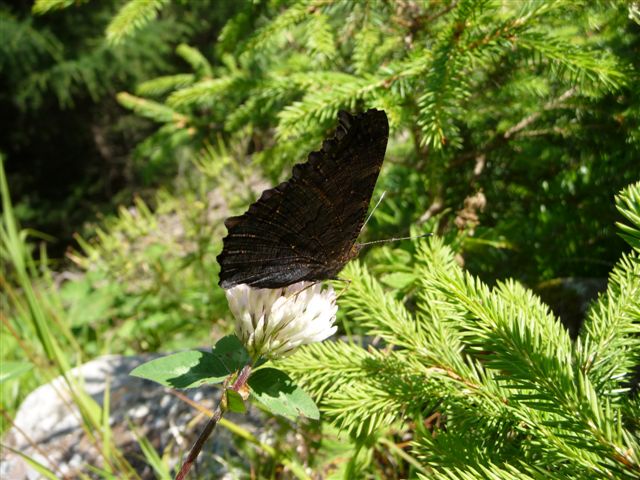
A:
[217,109,389,288]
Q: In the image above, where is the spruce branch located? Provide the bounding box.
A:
[279,341,375,400]
[276,74,377,139]
[136,74,196,98]
[20,53,104,108]
[615,181,640,251]
[32,0,77,14]
[353,27,381,75]
[117,92,188,125]
[272,52,436,139]
[229,71,354,133]
[240,1,315,58]
[321,353,427,437]
[578,252,640,396]
[413,238,481,375]
[277,228,638,475]
[167,76,245,108]
[516,33,628,92]
[577,182,640,403]
[106,0,170,45]
[424,243,639,475]
[415,0,479,149]
[284,343,439,437]
[304,12,336,64]
[176,44,213,79]
[0,13,64,67]
[338,261,423,351]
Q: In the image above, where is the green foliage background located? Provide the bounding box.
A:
[1,0,639,478]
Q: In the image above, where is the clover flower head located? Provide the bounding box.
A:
[224,281,338,359]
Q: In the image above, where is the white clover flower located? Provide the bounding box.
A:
[224,281,338,359]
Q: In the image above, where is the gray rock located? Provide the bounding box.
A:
[1,355,263,479]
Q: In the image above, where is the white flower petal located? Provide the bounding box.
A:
[224,281,338,359]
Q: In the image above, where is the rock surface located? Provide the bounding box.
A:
[0,354,263,479]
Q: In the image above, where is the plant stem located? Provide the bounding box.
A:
[175,363,252,480]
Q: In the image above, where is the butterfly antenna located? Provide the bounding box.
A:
[363,191,387,228]
[357,233,432,247]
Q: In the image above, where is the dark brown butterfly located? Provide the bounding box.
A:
[217,109,389,289]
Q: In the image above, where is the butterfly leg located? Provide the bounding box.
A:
[331,278,352,298]
[288,281,319,299]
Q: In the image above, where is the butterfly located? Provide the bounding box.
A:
[217,109,389,289]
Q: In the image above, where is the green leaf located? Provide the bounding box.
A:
[249,368,319,420]
[130,350,232,388]
[129,335,250,388]
[226,389,247,414]
[211,334,251,373]
[0,361,33,383]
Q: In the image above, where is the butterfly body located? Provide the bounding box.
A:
[217,109,389,289]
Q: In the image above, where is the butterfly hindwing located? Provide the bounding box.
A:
[217,109,389,288]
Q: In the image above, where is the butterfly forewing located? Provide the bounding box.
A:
[217,109,389,288]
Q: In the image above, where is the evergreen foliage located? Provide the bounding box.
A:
[2,0,639,477]
[106,0,170,45]
[280,182,640,478]
[0,0,240,252]
[115,0,638,284]
[2,3,175,110]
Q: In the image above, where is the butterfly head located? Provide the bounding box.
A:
[348,243,362,260]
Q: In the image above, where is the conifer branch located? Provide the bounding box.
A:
[304,13,336,64]
[136,74,196,97]
[167,76,245,108]
[176,44,212,78]
[32,0,77,14]
[240,1,315,56]
[106,0,170,45]
[117,92,187,124]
